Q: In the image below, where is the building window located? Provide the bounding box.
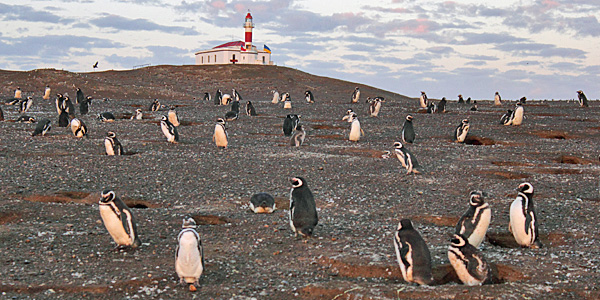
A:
[214,55,216,63]
[201,56,204,64]
[208,56,210,63]
[262,56,265,64]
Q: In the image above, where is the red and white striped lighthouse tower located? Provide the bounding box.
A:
[244,12,254,50]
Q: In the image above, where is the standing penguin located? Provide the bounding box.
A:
[160,115,179,143]
[342,111,363,142]
[43,85,51,100]
[98,189,142,249]
[283,114,300,136]
[394,141,420,174]
[105,131,124,155]
[64,96,75,116]
[214,89,223,105]
[232,88,242,101]
[14,87,21,99]
[203,92,211,102]
[454,191,491,248]
[175,217,204,292]
[458,94,465,104]
[393,219,434,285]
[19,96,33,113]
[168,105,180,127]
[246,101,257,116]
[249,193,276,214]
[509,182,542,248]
[55,93,65,115]
[271,90,280,104]
[419,91,428,108]
[150,99,161,111]
[351,87,360,103]
[70,118,87,138]
[494,92,502,106]
[367,97,384,117]
[283,92,292,109]
[437,97,447,113]
[401,115,416,144]
[577,90,589,107]
[32,118,51,136]
[76,88,84,104]
[305,90,314,103]
[213,117,228,148]
[289,177,318,238]
[80,96,92,115]
[511,102,524,126]
[455,119,470,143]
[290,124,306,147]
[58,109,70,127]
[448,234,492,286]
[131,109,143,120]
[466,97,472,105]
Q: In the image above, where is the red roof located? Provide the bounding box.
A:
[246,13,252,19]
[213,41,244,49]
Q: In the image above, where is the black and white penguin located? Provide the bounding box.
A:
[168,105,180,127]
[271,90,280,104]
[221,93,232,105]
[394,141,420,174]
[511,102,524,126]
[426,102,437,114]
[98,189,142,249]
[367,97,384,117]
[76,88,84,104]
[246,101,257,116]
[509,182,542,248]
[175,217,204,292]
[64,96,75,116]
[454,191,491,248]
[70,118,87,138]
[470,101,477,111]
[55,93,65,115]
[213,117,228,148]
[43,85,51,100]
[342,111,363,142]
[203,92,211,102]
[58,109,70,127]
[419,91,428,108]
[351,87,360,103]
[150,99,161,112]
[19,96,33,113]
[289,177,318,238]
[32,118,51,136]
[98,112,116,122]
[500,109,513,125]
[232,88,242,101]
[577,90,589,107]
[393,219,434,285]
[131,109,143,120]
[305,90,315,103]
[448,234,492,286]
[14,87,21,99]
[16,115,35,123]
[225,100,240,121]
[438,97,447,113]
[401,115,416,144]
[283,92,292,109]
[160,115,179,143]
[290,124,306,147]
[455,119,470,143]
[80,96,92,115]
[494,92,501,106]
[458,94,464,104]
[249,193,276,213]
[105,131,124,155]
[466,97,472,105]
[214,89,222,105]
[283,114,300,136]
[5,98,20,105]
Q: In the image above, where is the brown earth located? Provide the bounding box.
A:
[0,64,599,299]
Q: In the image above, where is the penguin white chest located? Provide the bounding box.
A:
[448,250,481,286]
[457,126,469,143]
[469,207,491,248]
[393,239,413,282]
[168,111,179,126]
[419,95,427,108]
[349,120,361,141]
[105,139,115,155]
[176,232,203,283]
[161,123,175,142]
[512,107,524,125]
[283,100,292,109]
[99,205,131,245]
[214,125,228,147]
[509,199,531,246]
[371,102,381,116]
[272,92,280,103]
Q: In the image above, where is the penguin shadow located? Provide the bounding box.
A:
[486,231,571,248]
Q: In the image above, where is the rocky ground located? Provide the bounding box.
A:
[0,65,599,299]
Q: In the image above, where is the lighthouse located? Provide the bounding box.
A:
[244,12,254,50]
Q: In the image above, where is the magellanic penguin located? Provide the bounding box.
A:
[249,193,276,214]
[470,101,478,111]
[80,96,92,115]
[283,92,292,109]
[131,109,143,120]
[64,96,75,116]
[454,191,491,248]
[494,92,502,106]
[419,91,428,108]
[455,119,470,143]
[58,109,70,127]
[466,97,472,105]
[70,118,87,138]
[500,109,513,125]
[342,111,363,142]
[511,102,524,126]
[305,90,315,103]
[426,102,437,114]
[448,234,492,286]
[19,96,33,113]
[17,115,35,123]
[221,93,232,106]
[393,219,434,285]
[150,99,161,112]
[76,88,84,104]
[290,124,306,147]
[213,117,228,148]
[32,118,51,136]
[105,131,124,155]
[577,90,589,107]
[98,112,116,122]
[283,114,300,136]
[160,115,179,143]
[43,85,51,100]
[246,101,257,116]
[271,90,280,104]
[232,88,242,101]
[437,97,447,113]
[168,105,180,127]
[224,100,240,121]
[98,189,142,249]
[14,87,21,99]
[509,182,542,248]
[289,177,318,238]
[175,217,204,292]
[367,97,384,117]
[351,87,360,103]
[401,115,415,144]
[203,92,211,102]
[281,92,288,102]
[458,94,465,104]
[394,141,420,174]
[55,93,65,115]
[214,89,222,105]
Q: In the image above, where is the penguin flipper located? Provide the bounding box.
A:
[120,208,140,248]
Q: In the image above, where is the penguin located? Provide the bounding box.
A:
[231,100,240,113]
[131,108,143,120]
[105,131,124,155]
[290,124,306,147]
[168,105,180,127]
[80,96,92,115]
[175,217,204,292]
[55,93,65,115]
[160,115,179,143]
[19,96,33,113]
[509,182,542,249]
[454,191,491,248]
[203,92,211,102]
[283,114,300,136]
[394,141,420,174]
[70,118,87,138]
[64,96,75,116]
[246,101,257,116]
[14,87,21,99]
[58,109,70,127]
[419,91,428,108]
[16,115,35,123]
[98,189,142,249]
[401,115,415,144]
[214,89,222,105]
[455,119,470,143]
[213,117,228,148]
[283,92,292,109]
[221,94,232,106]
[271,90,280,104]
[289,177,318,238]
[232,88,242,101]
[5,98,20,105]
[32,118,51,136]
[305,90,315,103]
[577,90,589,107]
[511,102,524,126]
[98,112,116,122]
[249,193,276,213]
[500,109,513,125]
[225,100,239,121]
[351,87,360,103]
[367,97,383,117]
[494,92,501,106]
[281,92,288,102]
[426,102,437,114]
[447,234,492,286]
[393,219,434,285]
[43,85,51,100]
[458,94,464,104]
[342,111,363,142]
[150,99,161,111]
[519,96,527,104]
[437,97,447,113]
[76,88,84,104]
[466,97,472,105]
[470,101,477,111]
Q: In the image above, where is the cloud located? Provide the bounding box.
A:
[0,3,75,24]
[0,35,121,58]
[90,14,199,35]
[495,42,586,58]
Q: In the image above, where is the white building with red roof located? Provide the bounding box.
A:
[194,12,273,65]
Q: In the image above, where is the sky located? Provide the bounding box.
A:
[1,0,599,100]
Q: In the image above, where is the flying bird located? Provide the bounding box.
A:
[93,61,99,69]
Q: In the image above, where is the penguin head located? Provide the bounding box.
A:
[495,91,499,95]
[182,217,197,229]
[397,219,414,231]
[518,182,534,194]
[161,115,168,121]
[247,100,252,105]
[577,90,583,95]
[355,87,359,90]
[216,118,226,125]
[421,91,425,95]
[450,234,467,247]
[290,177,305,188]
[100,190,116,203]
[136,108,142,113]
[305,91,309,95]
[406,115,413,122]
[441,97,446,101]
[469,191,485,206]
[458,94,462,98]
[169,105,176,110]
[107,131,116,139]
[77,88,81,92]
[394,141,403,149]
[28,117,36,123]
[462,119,469,125]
